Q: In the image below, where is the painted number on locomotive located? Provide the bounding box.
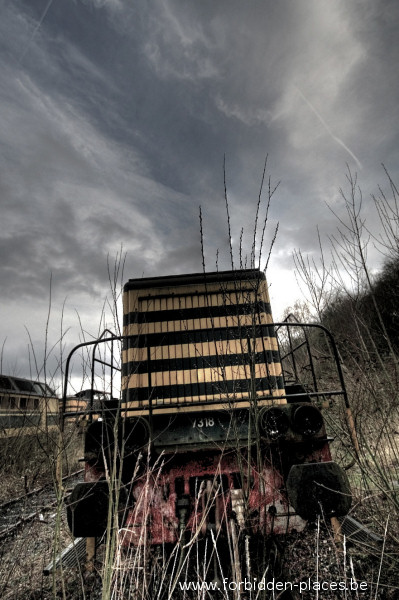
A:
[192,417,215,428]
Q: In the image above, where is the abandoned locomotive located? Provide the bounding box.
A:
[64,269,351,555]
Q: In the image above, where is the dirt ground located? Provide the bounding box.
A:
[0,512,398,600]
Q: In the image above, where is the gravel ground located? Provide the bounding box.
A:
[0,513,398,600]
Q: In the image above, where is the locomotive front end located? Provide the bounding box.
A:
[65,268,351,586]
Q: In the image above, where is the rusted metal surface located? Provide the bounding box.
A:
[119,451,307,546]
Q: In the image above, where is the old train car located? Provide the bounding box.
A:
[0,374,59,437]
[64,389,111,425]
[65,269,351,579]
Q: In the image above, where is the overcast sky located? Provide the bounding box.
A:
[1,0,399,387]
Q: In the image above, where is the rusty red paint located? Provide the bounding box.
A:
[83,442,331,546]
[118,447,321,546]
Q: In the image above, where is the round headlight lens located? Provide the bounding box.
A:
[292,404,323,437]
[260,407,290,439]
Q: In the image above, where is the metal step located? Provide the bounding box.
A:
[340,516,383,547]
[43,537,86,575]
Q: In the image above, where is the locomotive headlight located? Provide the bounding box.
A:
[259,407,290,440]
[292,404,323,437]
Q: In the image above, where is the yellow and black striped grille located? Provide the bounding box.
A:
[122,270,285,414]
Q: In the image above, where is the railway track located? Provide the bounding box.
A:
[0,469,84,541]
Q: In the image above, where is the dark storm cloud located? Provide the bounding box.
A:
[1,0,399,378]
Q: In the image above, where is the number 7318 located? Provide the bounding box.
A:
[192,417,215,428]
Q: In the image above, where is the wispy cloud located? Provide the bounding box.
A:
[18,0,56,64]
[295,86,362,170]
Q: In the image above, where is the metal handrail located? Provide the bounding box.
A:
[61,322,350,423]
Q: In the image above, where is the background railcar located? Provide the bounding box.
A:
[65,269,351,563]
[0,375,59,437]
[64,389,112,425]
